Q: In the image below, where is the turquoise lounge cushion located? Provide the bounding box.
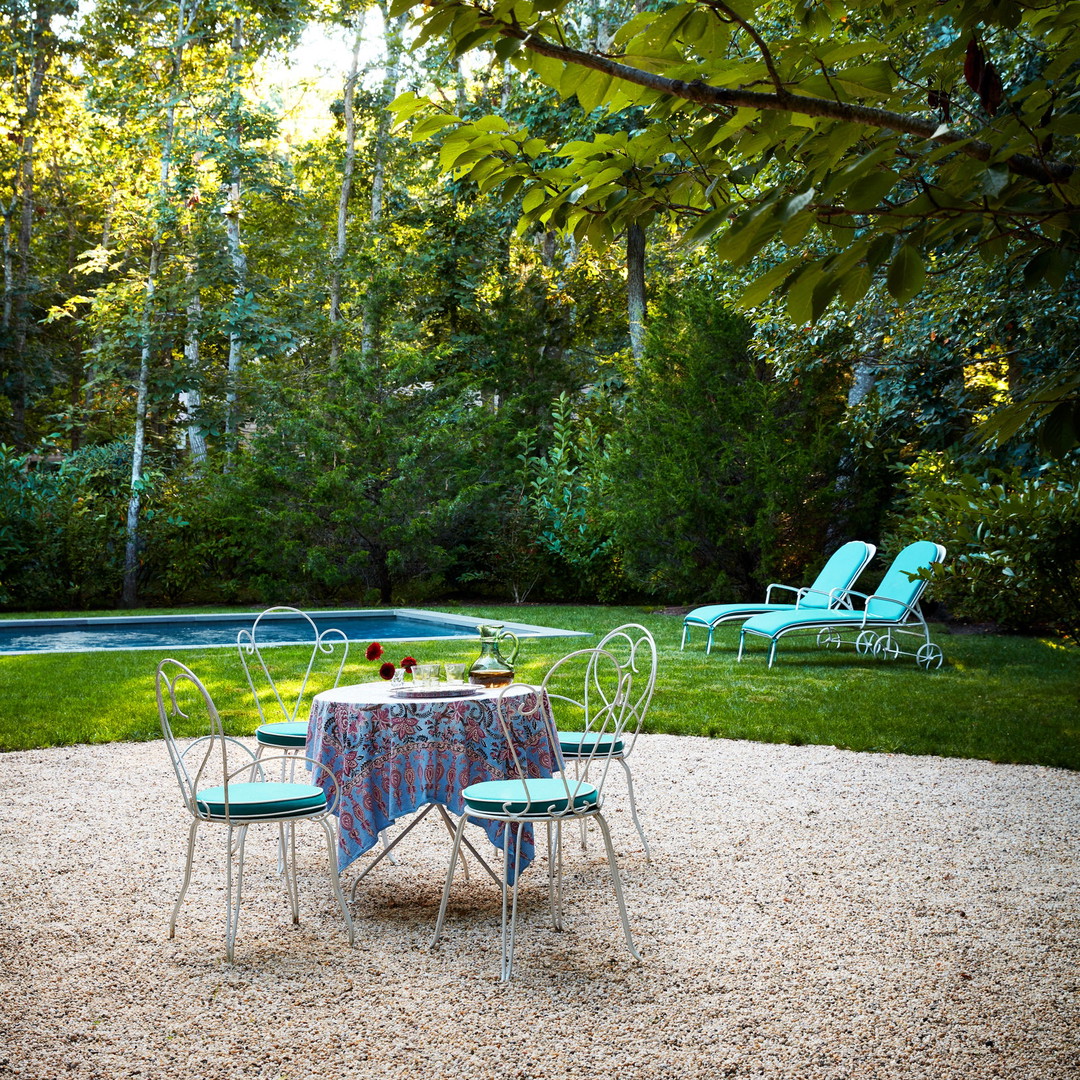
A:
[463,778,598,816]
[685,541,874,626]
[196,781,326,819]
[557,730,624,756]
[866,540,941,617]
[742,608,867,637]
[255,721,308,748]
[684,602,790,627]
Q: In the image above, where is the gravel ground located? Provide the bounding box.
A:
[1,734,1077,1080]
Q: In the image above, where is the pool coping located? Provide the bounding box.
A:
[0,607,590,655]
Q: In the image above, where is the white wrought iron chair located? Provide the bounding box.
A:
[237,606,349,768]
[156,658,355,962]
[554,623,657,860]
[430,647,640,981]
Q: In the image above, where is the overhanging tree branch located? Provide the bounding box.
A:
[502,24,1074,187]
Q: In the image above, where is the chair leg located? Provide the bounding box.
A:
[281,822,300,925]
[546,821,564,931]
[501,825,525,982]
[593,812,640,961]
[318,817,355,946]
[169,819,201,940]
[618,757,651,862]
[430,812,470,949]
[224,824,249,963]
[680,623,688,650]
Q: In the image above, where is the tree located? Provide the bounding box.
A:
[1,2,77,447]
[389,0,1080,444]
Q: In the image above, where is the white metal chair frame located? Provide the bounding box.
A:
[555,623,658,860]
[157,659,355,962]
[430,647,640,981]
[237,606,349,767]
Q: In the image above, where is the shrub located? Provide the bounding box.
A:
[600,285,846,602]
[884,453,1080,643]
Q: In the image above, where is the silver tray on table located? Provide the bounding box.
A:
[389,684,483,700]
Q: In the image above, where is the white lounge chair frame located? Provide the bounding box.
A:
[737,542,947,670]
[681,541,876,653]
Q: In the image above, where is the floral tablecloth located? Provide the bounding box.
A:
[307,682,560,882]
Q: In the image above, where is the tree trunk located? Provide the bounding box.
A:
[361,6,408,365]
[329,20,365,367]
[181,288,207,467]
[123,0,190,606]
[627,221,647,361]
[2,3,51,447]
[224,14,247,456]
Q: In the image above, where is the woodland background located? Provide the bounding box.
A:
[1,0,1077,643]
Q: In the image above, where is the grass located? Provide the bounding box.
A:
[1,603,1077,770]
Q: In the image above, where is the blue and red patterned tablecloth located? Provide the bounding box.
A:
[307,682,560,881]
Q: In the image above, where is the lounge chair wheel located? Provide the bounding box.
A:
[855,630,878,655]
[873,635,901,660]
[916,643,944,670]
[816,628,842,649]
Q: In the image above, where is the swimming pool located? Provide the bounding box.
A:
[0,608,586,655]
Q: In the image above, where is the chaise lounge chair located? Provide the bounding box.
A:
[681,540,876,654]
[736,540,947,670]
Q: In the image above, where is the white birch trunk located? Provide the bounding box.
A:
[627,222,647,361]
[123,0,196,605]
[224,14,247,454]
[181,288,206,466]
[361,6,408,364]
[329,20,364,366]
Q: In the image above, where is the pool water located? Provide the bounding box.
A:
[0,608,584,655]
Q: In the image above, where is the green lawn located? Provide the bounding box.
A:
[1,603,1077,770]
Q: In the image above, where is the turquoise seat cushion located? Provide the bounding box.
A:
[195,781,326,819]
[255,721,308,748]
[463,777,598,816]
[557,730,624,756]
[684,602,792,627]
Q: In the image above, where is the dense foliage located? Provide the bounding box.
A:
[0,1,1077,644]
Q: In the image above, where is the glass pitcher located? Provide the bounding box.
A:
[468,624,520,687]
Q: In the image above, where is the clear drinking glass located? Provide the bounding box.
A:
[413,663,440,686]
[444,663,466,684]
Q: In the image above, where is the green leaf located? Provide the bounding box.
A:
[865,233,895,270]
[886,244,925,303]
[574,69,614,114]
[843,169,898,211]
[492,35,522,61]
[837,263,874,305]
[786,264,824,324]
[737,259,803,309]
[683,209,730,246]
[810,274,843,322]
[982,166,1010,198]
[782,187,816,220]
[410,113,460,141]
[529,51,565,88]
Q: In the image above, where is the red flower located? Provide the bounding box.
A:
[400,656,417,672]
[379,662,396,680]
[366,642,383,661]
